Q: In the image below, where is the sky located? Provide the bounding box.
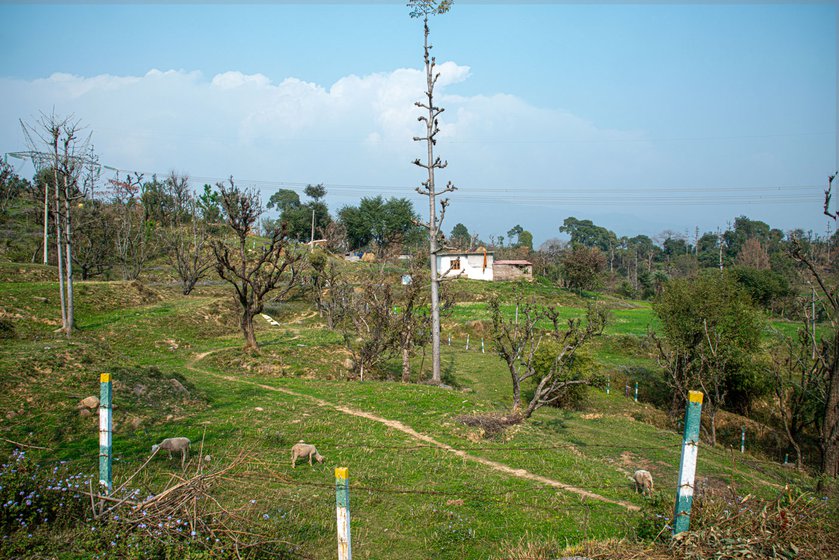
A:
[0,1,836,247]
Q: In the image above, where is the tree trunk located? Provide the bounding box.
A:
[822,338,839,476]
[53,167,68,333]
[402,345,411,383]
[241,310,258,351]
[63,176,74,334]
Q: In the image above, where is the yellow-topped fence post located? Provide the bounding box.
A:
[673,390,703,535]
[98,373,113,494]
[335,467,352,560]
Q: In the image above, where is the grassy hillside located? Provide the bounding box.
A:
[0,263,835,559]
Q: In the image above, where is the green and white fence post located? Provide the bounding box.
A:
[673,390,703,536]
[606,380,610,395]
[335,467,352,560]
[98,373,113,495]
[481,338,485,353]
[634,382,639,403]
[466,334,470,351]
[740,426,746,454]
[448,334,451,346]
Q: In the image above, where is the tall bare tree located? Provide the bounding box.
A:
[212,178,304,351]
[409,0,455,385]
[21,113,94,335]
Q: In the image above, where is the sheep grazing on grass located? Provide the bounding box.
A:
[151,437,191,468]
[291,441,324,468]
[633,469,654,496]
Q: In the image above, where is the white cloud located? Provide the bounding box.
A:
[0,63,662,240]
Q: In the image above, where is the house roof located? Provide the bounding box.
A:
[494,260,532,266]
[437,251,495,256]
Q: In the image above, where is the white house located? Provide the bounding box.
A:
[436,250,494,281]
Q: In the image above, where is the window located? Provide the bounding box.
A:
[451,257,461,270]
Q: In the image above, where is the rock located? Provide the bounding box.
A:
[254,407,264,412]
[203,455,212,463]
[79,409,92,418]
[165,414,174,422]
[78,396,99,409]
[342,358,354,370]
[169,379,188,394]
[32,296,48,303]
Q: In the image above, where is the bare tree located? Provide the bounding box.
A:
[341,279,397,381]
[409,0,454,385]
[212,178,304,351]
[162,174,213,295]
[305,250,350,330]
[110,173,151,280]
[770,324,822,470]
[490,295,606,419]
[790,233,839,477]
[21,112,94,335]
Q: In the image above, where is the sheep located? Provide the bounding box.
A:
[291,441,324,468]
[633,469,654,496]
[151,437,191,468]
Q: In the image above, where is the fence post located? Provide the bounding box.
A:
[784,453,789,465]
[448,334,451,346]
[335,467,352,560]
[466,334,470,351]
[606,380,610,395]
[634,382,639,403]
[481,338,485,353]
[99,373,113,495]
[673,390,703,536]
[625,384,630,397]
[740,426,746,454]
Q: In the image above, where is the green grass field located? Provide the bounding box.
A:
[0,267,832,558]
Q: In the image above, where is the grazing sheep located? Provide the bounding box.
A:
[152,437,191,468]
[633,469,654,496]
[291,441,324,468]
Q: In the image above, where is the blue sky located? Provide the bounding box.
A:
[0,1,836,246]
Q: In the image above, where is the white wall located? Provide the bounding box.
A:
[436,253,494,281]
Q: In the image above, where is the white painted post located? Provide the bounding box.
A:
[673,390,703,535]
[335,467,352,560]
[740,426,746,454]
[448,334,451,346]
[466,334,470,350]
[606,380,611,395]
[99,373,113,495]
[784,453,789,465]
[634,382,639,403]
[481,338,485,353]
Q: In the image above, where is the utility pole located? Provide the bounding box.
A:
[717,227,724,271]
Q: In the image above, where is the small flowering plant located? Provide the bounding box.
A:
[0,449,90,536]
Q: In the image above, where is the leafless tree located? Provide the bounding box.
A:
[21,112,94,335]
[167,198,213,295]
[790,231,839,477]
[409,0,454,385]
[110,172,151,280]
[490,295,606,419]
[770,324,823,470]
[341,279,397,381]
[305,249,350,329]
[212,178,304,351]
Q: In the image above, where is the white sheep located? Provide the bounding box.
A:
[633,469,654,496]
[291,441,324,468]
[152,437,191,468]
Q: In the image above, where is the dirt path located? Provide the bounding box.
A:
[186,347,641,512]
